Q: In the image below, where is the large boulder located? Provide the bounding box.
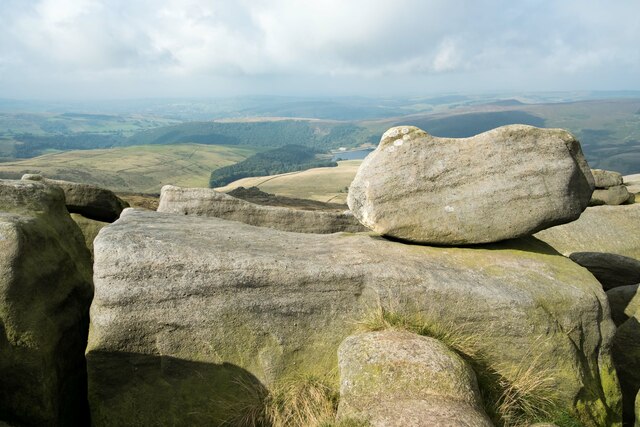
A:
[347,125,594,245]
[336,330,492,426]
[590,186,630,206]
[569,252,640,290]
[87,209,620,426]
[0,179,93,426]
[22,174,129,222]
[157,184,366,234]
[535,204,640,260]
[592,169,623,188]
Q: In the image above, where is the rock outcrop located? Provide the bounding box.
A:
[70,213,109,258]
[22,174,129,222]
[569,252,640,290]
[347,125,594,245]
[336,330,492,426]
[87,209,620,426]
[0,179,93,426]
[535,204,640,260]
[607,284,640,326]
[157,185,366,234]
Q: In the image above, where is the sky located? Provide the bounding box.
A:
[0,0,639,99]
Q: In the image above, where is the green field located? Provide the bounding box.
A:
[216,160,362,204]
[0,144,258,193]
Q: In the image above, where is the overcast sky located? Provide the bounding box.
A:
[1,0,639,99]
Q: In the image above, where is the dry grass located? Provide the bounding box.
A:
[356,301,562,427]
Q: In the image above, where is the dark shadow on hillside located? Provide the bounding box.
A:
[375,234,562,256]
[394,110,545,138]
[87,351,269,426]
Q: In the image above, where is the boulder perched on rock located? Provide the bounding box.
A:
[606,284,639,326]
[592,169,624,188]
[590,186,630,206]
[348,125,594,245]
[0,179,93,426]
[535,204,640,260]
[87,209,620,426]
[569,252,640,290]
[158,184,366,234]
[336,330,492,426]
[21,174,129,222]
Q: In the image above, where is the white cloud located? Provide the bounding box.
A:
[0,0,639,97]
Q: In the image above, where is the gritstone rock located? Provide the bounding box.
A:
[21,174,129,222]
[592,169,624,188]
[336,330,493,426]
[87,209,620,426]
[0,179,93,426]
[347,125,594,245]
[569,252,640,290]
[158,184,366,234]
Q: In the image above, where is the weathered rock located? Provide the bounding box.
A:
[22,174,129,222]
[606,284,639,326]
[590,186,630,206]
[336,330,492,427]
[348,125,594,245]
[70,213,109,258]
[592,169,624,188]
[157,184,367,234]
[535,204,640,260]
[87,209,620,426]
[612,315,640,425]
[0,179,93,426]
[569,252,640,291]
[636,391,640,427]
[624,174,640,196]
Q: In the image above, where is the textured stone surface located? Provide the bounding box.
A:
[569,252,640,291]
[592,169,624,188]
[624,174,640,196]
[348,125,594,244]
[22,174,129,222]
[71,213,109,258]
[158,185,367,234]
[535,204,640,260]
[612,315,640,425]
[606,284,640,326]
[0,179,93,426]
[336,330,492,426]
[87,209,620,426]
[590,186,630,206]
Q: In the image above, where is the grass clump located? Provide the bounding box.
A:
[357,302,563,427]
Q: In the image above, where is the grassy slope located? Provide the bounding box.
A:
[216,160,362,204]
[0,144,258,193]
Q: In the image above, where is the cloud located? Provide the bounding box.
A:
[0,0,639,97]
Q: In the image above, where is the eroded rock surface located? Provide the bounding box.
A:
[590,186,630,206]
[569,252,640,290]
[607,284,640,326]
[158,184,366,234]
[336,330,493,426]
[87,209,620,426]
[70,213,109,258]
[0,179,93,426]
[22,174,129,222]
[592,169,624,188]
[348,125,594,244]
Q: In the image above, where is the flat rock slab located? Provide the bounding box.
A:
[158,185,367,234]
[88,209,620,426]
[22,174,129,222]
[337,331,492,426]
[0,179,93,426]
[592,169,624,188]
[348,125,593,245]
[535,204,640,260]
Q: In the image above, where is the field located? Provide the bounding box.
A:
[0,144,258,193]
[216,160,362,204]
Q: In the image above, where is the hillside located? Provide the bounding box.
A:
[0,144,257,193]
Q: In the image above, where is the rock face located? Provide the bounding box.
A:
[336,331,492,426]
[606,284,640,326]
[535,204,640,260]
[612,313,640,425]
[157,185,366,234]
[636,391,640,427]
[22,174,129,222]
[347,125,594,245]
[592,169,623,188]
[87,209,620,426]
[569,252,640,290]
[590,186,630,206]
[0,179,93,426]
[70,213,109,258]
